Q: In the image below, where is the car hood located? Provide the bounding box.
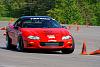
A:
[21,28,71,41]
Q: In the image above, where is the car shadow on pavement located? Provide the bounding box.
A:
[22,49,63,54]
[0,46,17,52]
[0,46,65,54]
[0,46,6,49]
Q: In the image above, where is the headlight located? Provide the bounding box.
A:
[28,36,40,40]
[62,35,71,40]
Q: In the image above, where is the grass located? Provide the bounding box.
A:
[0,17,17,22]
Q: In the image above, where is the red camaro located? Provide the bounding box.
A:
[6,16,75,54]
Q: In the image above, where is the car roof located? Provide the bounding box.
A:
[20,16,52,19]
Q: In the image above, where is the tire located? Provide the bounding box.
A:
[6,34,13,49]
[61,48,74,54]
[16,36,24,52]
[61,37,75,54]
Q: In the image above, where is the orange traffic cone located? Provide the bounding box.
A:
[67,25,71,30]
[81,41,88,55]
[89,49,100,55]
[0,26,6,30]
[76,25,80,32]
[86,23,90,28]
[86,25,89,28]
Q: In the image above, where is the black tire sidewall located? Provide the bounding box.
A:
[62,36,75,54]
[17,36,24,52]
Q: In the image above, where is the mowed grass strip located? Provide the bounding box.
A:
[0,17,17,22]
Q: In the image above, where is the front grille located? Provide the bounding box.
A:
[40,42,63,46]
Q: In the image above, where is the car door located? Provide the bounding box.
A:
[11,19,22,45]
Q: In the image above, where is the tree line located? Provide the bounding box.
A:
[0,0,100,25]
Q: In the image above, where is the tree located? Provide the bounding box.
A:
[76,0,100,25]
[0,0,99,25]
[0,0,6,16]
[48,0,83,24]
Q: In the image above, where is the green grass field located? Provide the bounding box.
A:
[0,17,17,21]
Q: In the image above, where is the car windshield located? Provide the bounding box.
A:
[22,18,62,28]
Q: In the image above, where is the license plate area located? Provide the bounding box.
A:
[40,42,63,46]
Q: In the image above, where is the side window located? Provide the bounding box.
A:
[14,19,22,27]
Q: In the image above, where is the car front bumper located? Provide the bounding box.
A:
[23,39,73,49]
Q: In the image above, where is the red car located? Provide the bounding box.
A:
[6,16,75,54]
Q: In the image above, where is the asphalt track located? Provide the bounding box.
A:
[0,21,100,67]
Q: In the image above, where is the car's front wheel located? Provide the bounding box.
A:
[16,36,24,52]
[61,48,74,54]
[61,37,75,54]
